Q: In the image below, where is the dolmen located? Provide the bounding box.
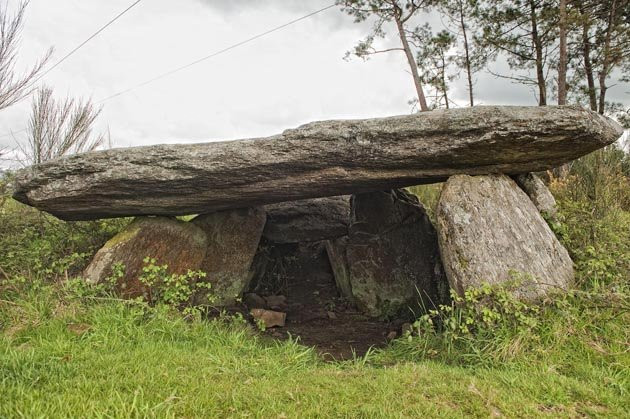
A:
[13,106,623,318]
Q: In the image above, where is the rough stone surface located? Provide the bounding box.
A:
[83,217,207,298]
[13,106,622,220]
[326,189,448,318]
[514,173,558,218]
[250,309,286,328]
[436,175,574,299]
[192,207,266,306]
[325,237,354,305]
[263,196,350,243]
[243,293,266,309]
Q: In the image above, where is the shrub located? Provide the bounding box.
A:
[550,147,630,289]
[0,176,129,281]
[139,257,213,315]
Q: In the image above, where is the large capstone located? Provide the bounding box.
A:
[326,190,448,318]
[83,217,208,298]
[436,174,574,299]
[192,207,266,306]
[263,196,350,243]
[12,106,622,220]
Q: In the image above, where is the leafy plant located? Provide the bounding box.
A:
[139,257,213,315]
[412,282,540,343]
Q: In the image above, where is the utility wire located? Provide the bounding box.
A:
[1,3,336,139]
[0,0,143,140]
[0,128,26,139]
[31,0,143,85]
[98,3,336,103]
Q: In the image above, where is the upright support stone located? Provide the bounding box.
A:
[326,190,447,318]
[514,173,558,219]
[83,217,208,298]
[192,207,266,306]
[436,174,573,300]
[324,237,354,304]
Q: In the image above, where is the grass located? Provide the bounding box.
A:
[0,281,628,418]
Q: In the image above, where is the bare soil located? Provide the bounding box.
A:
[246,242,405,360]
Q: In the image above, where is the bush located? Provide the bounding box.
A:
[138,257,213,314]
[0,173,129,281]
[550,146,630,289]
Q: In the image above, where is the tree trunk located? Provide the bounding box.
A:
[459,0,474,106]
[441,55,449,109]
[394,14,429,111]
[558,0,568,105]
[598,0,617,115]
[580,5,597,111]
[530,0,547,106]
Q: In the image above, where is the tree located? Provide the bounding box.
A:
[439,0,487,106]
[413,26,457,108]
[477,0,558,105]
[572,0,630,114]
[338,0,434,111]
[21,86,105,165]
[0,1,51,111]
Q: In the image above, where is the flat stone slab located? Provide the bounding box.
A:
[12,106,622,220]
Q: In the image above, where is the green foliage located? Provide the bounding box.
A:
[139,257,212,314]
[396,147,630,372]
[413,25,457,108]
[416,282,540,337]
[549,146,630,288]
[0,182,129,281]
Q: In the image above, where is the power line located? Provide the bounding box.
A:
[98,3,336,103]
[1,3,336,139]
[31,0,143,85]
[0,0,144,140]
[0,128,26,140]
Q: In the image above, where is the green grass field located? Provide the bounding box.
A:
[1,281,628,418]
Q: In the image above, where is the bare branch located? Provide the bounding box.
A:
[0,1,53,111]
[20,86,105,165]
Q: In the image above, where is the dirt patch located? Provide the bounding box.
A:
[246,241,406,360]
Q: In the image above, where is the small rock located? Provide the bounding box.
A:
[243,293,267,309]
[264,295,287,309]
[250,308,286,328]
[401,323,413,336]
[387,331,398,341]
[327,311,337,320]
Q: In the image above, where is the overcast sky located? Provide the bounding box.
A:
[0,0,628,166]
